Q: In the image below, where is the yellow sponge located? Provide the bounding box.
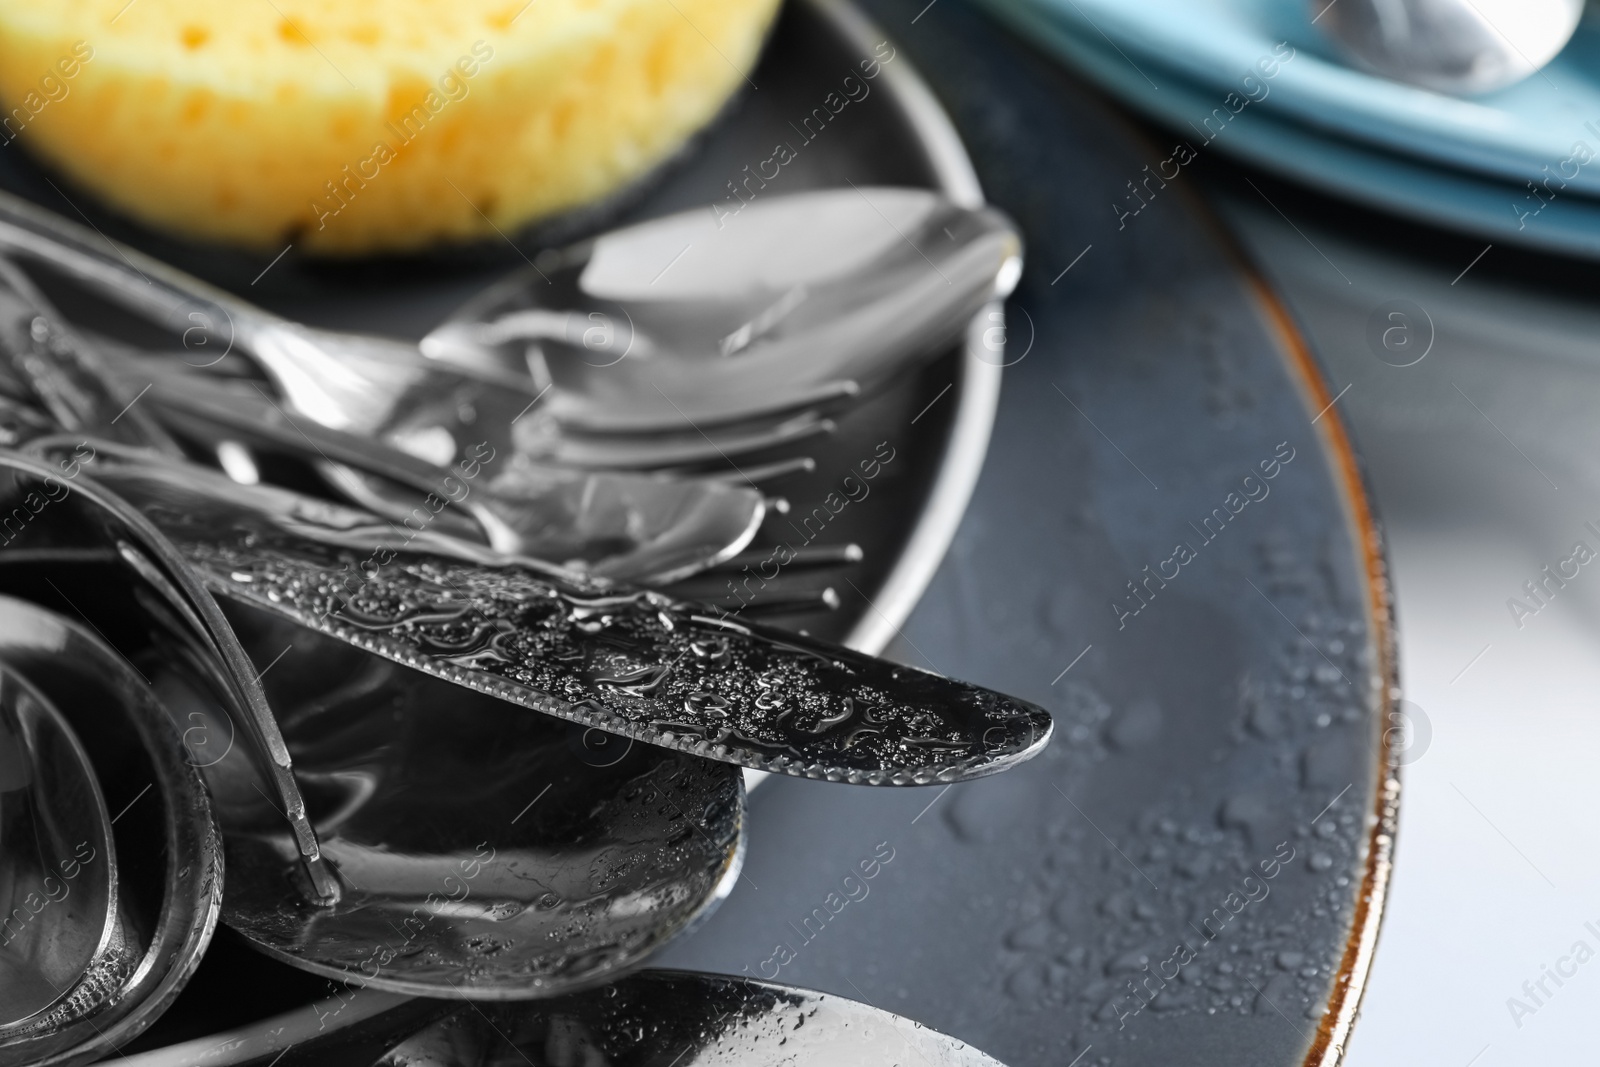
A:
[0,0,779,254]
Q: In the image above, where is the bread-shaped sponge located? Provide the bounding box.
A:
[0,0,779,254]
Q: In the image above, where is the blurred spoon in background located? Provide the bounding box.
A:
[1315,0,1583,94]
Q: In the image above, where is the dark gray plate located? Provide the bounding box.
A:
[655,2,1400,1066]
[11,0,1397,1064]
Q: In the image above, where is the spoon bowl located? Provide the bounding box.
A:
[0,449,337,901]
[422,187,1023,434]
[0,662,116,1045]
[1315,0,1584,95]
[161,605,745,999]
[0,198,766,584]
[378,970,1010,1066]
[0,597,220,1067]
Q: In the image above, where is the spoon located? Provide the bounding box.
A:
[0,596,221,1066]
[0,252,765,586]
[377,970,1010,1066]
[125,358,765,584]
[0,203,766,582]
[1315,0,1583,94]
[0,449,338,904]
[29,437,1053,785]
[0,184,1014,465]
[157,603,743,998]
[0,276,1054,786]
[422,186,1023,434]
[111,971,1008,1067]
[0,662,117,1044]
[0,436,746,999]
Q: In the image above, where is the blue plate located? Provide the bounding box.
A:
[981,0,1600,258]
[983,0,1600,198]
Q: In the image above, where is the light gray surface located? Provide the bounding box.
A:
[1219,193,1600,1066]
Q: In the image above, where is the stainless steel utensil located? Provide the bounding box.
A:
[1314,0,1583,94]
[159,604,744,999]
[0,196,766,581]
[0,255,1052,782]
[31,438,1052,785]
[0,450,338,903]
[421,186,1021,434]
[0,597,220,1066]
[0,184,1015,469]
[110,970,1008,1067]
[376,970,1010,1066]
[0,662,117,1043]
[126,357,766,584]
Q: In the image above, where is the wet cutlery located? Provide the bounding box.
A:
[0,185,1015,466]
[0,258,765,586]
[421,186,1022,434]
[377,970,1010,1066]
[30,438,1052,785]
[0,597,220,1066]
[156,604,743,998]
[0,265,1053,786]
[112,971,1008,1067]
[128,358,766,583]
[0,662,117,1046]
[0,450,338,904]
[0,199,767,575]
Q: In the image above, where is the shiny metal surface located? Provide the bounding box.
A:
[421,188,1020,434]
[0,598,221,1066]
[158,604,744,999]
[0,450,337,903]
[0,257,176,455]
[0,196,767,584]
[30,441,1051,786]
[1314,0,1582,94]
[0,663,115,1041]
[0,0,1025,1054]
[377,970,1008,1066]
[126,360,766,585]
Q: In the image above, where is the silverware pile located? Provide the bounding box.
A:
[0,186,1041,1066]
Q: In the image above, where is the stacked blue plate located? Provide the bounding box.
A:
[978,0,1600,257]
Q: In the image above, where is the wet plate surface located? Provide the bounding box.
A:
[656,1,1399,1066]
[4,0,1395,1062]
